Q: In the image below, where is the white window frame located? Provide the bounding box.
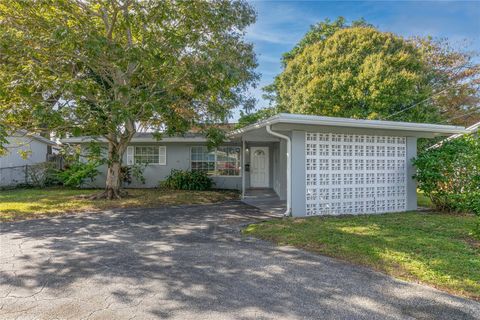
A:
[126,145,166,165]
[190,146,241,177]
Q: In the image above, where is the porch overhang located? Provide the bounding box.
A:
[228,126,281,143]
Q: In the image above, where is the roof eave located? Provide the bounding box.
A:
[60,137,213,144]
[229,113,467,136]
[11,130,57,146]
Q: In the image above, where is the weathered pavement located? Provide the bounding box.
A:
[0,201,479,319]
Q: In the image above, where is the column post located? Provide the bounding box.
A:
[242,138,246,199]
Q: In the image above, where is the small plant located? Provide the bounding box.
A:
[122,163,147,185]
[160,169,213,191]
[57,160,100,188]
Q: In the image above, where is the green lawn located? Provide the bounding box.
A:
[417,190,433,208]
[0,188,239,222]
[244,212,480,301]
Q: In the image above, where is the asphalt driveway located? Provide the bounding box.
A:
[0,201,479,320]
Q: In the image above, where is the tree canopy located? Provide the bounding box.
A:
[0,0,258,198]
[242,17,479,127]
[276,26,436,121]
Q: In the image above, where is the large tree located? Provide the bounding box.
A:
[275,26,438,121]
[416,37,480,126]
[249,18,479,126]
[0,0,258,198]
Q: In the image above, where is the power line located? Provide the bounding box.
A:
[384,87,451,120]
[439,109,480,124]
[384,79,478,120]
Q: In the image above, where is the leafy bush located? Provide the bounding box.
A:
[160,169,213,191]
[413,134,480,223]
[27,162,61,187]
[121,163,147,185]
[57,160,100,188]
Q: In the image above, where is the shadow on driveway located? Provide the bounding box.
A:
[0,201,479,319]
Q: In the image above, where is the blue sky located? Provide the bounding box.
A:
[232,0,480,121]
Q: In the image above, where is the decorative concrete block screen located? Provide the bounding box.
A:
[305,133,407,215]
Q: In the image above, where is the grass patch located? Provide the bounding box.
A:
[243,212,480,301]
[417,190,433,208]
[0,187,239,222]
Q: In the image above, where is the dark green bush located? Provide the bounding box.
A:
[122,163,147,185]
[413,134,480,233]
[160,169,214,191]
[57,160,100,188]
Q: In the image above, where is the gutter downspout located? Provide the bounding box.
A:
[266,125,291,216]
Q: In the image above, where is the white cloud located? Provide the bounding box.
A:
[257,53,282,63]
[246,29,298,45]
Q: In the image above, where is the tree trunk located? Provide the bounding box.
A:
[104,141,125,199]
[90,140,127,200]
[105,160,122,199]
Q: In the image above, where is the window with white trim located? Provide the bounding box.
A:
[126,146,166,165]
[191,146,240,176]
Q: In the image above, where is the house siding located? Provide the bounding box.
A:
[83,142,242,190]
[406,137,417,211]
[0,137,51,187]
[0,136,49,168]
[291,130,306,217]
[270,139,289,201]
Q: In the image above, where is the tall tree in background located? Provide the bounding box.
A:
[417,38,480,126]
[274,26,436,122]
[0,0,258,199]
[251,17,479,126]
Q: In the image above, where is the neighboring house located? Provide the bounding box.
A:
[429,120,480,149]
[61,113,466,217]
[0,132,57,186]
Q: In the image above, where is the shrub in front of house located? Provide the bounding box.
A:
[26,162,62,187]
[160,169,214,191]
[57,160,100,188]
[413,134,480,233]
[121,163,147,186]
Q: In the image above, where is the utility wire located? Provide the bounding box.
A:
[384,78,479,120]
[439,109,480,124]
[384,64,480,120]
[384,87,451,120]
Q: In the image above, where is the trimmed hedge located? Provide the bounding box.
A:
[160,169,213,191]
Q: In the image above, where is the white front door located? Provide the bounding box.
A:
[251,147,269,188]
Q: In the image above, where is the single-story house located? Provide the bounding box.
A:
[61,113,466,217]
[0,131,57,186]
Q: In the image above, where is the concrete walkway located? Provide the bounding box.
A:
[0,201,479,319]
[241,188,287,216]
